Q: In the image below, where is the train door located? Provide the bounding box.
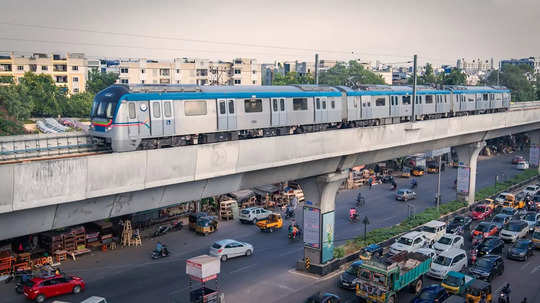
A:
[227,99,237,129]
[353,96,361,120]
[149,100,163,137]
[390,95,399,116]
[415,95,423,116]
[321,97,328,122]
[314,97,322,123]
[217,99,236,130]
[361,96,372,119]
[127,102,139,139]
[271,98,286,126]
[137,101,151,137]
[162,100,175,136]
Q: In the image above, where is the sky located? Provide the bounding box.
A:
[0,0,539,66]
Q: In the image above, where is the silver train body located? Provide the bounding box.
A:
[89,84,511,152]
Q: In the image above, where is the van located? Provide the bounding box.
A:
[428,248,468,279]
[421,220,447,245]
[499,220,528,243]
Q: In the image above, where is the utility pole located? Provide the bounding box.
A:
[411,54,417,122]
[497,61,501,86]
[315,53,319,85]
[436,155,442,211]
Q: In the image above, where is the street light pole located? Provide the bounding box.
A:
[411,54,418,123]
[437,155,442,211]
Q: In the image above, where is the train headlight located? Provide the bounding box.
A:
[106,125,113,132]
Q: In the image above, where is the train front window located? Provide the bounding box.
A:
[93,99,117,119]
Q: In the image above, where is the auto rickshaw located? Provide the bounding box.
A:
[359,244,383,261]
[195,216,218,236]
[465,279,492,303]
[427,162,439,174]
[412,166,425,176]
[188,212,208,231]
[401,167,411,178]
[256,213,283,232]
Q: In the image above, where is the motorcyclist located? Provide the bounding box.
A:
[349,207,358,221]
[285,205,294,218]
[391,180,397,190]
[155,241,163,255]
[289,223,299,239]
[502,283,511,295]
[411,178,417,188]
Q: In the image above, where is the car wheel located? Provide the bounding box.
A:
[73,285,81,294]
[252,218,258,224]
[35,294,46,303]
[269,227,274,233]
[524,254,528,261]
[221,255,228,262]
[245,249,252,256]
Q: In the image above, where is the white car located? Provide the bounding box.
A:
[414,247,437,259]
[516,160,530,170]
[523,212,540,232]
[523,185,540,197]
[499,220,529,242]
[209,239,254,262]
[420,220,447,245]
[432,234,464,255]
[428,248,467,279]
[238,207,272,224]
[389,231,426,255]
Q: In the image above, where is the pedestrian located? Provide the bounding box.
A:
[368,177,373,190]
[521,298,527,303]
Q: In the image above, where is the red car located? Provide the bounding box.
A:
[512,156,524,164]
[470,204,493,220]
[24,275,85,303]
[471,222,498,238]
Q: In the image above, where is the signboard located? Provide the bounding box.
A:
[321,211,335,263]
[303,207,320,248]
[457,166,470,193]
[530,145,540,167]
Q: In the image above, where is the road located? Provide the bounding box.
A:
[0,153,537,303]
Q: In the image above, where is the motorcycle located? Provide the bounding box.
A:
[349,213,359,223]
[288,226,302,240]
[284,208,295,219]
[498,292,509,303]
[152,246,170,259]
[472,234,484,247]
[152,221,183,237]
[469,248,478,266]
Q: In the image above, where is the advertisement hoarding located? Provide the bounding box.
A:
[530,145,540,167]
[457,166,470,193]
[321,211,335,263]
[303,206,320,248]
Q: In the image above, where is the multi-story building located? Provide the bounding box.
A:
[501,57,540,74]
[0,52,87,93]
[456,58,494,74]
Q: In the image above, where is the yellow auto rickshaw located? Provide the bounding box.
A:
[412,166,425,176]
[465,279,492,303]
[401,167,411,178]
[188,212,208,231]
[195,216,218,236]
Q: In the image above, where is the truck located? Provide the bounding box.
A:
[441,271,475,295]
[355,252,432,303]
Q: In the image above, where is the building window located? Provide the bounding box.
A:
[73,77,78,82]
[73,88,79,93]
[72,66,78,71]
[128,103,136,119]
[176,69,180,73]
[293,98,308,110]
[141,80,145,84]
[141,69,145,74]
[234,79,241,84]
[252,80,256,84]
[121,79,128,84]
[17,65,24,71]
[244,99,262,113]
[41,65,48,71]
[152,102,161,118]
[120,68,128,73]
[375,98,386,106]
[160,69,170,76]
[234,69,241,74]
[425,95,433,104]
[252,70,256,74]
[184,100,208,116]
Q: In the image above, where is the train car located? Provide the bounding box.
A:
[446,86,510,115]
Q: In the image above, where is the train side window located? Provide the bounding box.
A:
[368,102,371,107]
[244,99,262,113]
[163,102,172,117]
[128,103,136,119]
[316,98,321,109]
[425,95,433,104]
[219,102,226,115]
[228,100,234,114]
[280,99,285,111]
[322,100,326,109]
[483,94,489,101]
[293,98,308,110]
[152,102,161,118]
[402,96,411,105]
[375,98,385,106]
[272,99,278,112]
[186,100,208,116]
[331,100,335,109]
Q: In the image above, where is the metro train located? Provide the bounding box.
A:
[89,84,511,152]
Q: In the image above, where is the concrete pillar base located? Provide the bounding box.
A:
[527,131,540,173]
[455,141,485,205]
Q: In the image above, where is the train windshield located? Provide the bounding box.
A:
[92,95,118,119]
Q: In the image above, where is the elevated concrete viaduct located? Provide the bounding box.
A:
[2,105,540,251]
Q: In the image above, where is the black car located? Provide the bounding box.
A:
[468,255,504,281]
[338,261,362,290]
[446,216,472,235]
[477,237,504,257]
[380,175,394,183]
[507,239,535,261]
[491,214,512,230]
[306,292,340,303]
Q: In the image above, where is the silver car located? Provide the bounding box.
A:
[499,220,529,243]
[209,239,254,262]
[396,189,416,201]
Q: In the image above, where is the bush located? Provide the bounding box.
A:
[333,247,345,259]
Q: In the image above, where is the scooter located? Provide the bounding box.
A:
[349,213,359,223]
[151,246,170,259]
[288,226,302,240]
[498,292,509,303]
[152,221,183,237]
[284,208,295,219]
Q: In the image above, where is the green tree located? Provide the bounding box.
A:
[272,72,314,85]
[16,72,67,117]
[319,61,385,87]
[485,64,536,101]
[0,85,33,120]
[64,92,94,117]
[438,69,467,85]
[409,63,438,85]
[86,69,119,94]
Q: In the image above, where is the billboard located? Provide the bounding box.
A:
[530,145,540,167]
[303,207,320,248]
[457,166,470,193]
[321,211,335,263]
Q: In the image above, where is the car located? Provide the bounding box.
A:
[305,292,341,303]
[380,175,395,184]
[532,228,540,249]
[433,234,464,255]
[389,231,426,255]
[500,207,519,217]
[523,212,540,232]
[415,247,438,259]
[516,160,529,170]
[209,239,254,262]
[495,193,514,204]
[412,166,425,176]
[523,185,540,197]
[477,236,504,257]
[420,220,447,245]
[491,213,512,230]
[338,260,363,290]
[23,275,85,303]
[499,220,529,242]
[533,195,540,209]
[395,189,416,201]
[468,254,504,282]
[470,204,493,220]
[411,284,450,303]
[471,222,498,238]
[506,239,535,261]
[446,216,472,235]
[512,155,524,164]
[428,248,468,279]
[238,207,272,224]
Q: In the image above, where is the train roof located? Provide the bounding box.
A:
[444,85,510,94]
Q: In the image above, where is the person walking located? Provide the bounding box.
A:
[368,177,373,190]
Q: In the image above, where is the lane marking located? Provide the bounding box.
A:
[520,262,531,270]
[276,283,295,292]
[230,264,255,274]
[278,247,302,257]
[531,265,540,275]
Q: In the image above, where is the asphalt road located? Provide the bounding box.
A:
[0,153,536,303]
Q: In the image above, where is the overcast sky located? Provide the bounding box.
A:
[1,0,538,65]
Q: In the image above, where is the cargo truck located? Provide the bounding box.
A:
[355,252,432,303]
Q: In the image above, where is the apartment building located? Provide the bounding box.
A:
[0,52,87,94]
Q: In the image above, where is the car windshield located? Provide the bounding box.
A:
[474,206,486,212]
[397,237,413,245]
[533,232,540,240]
[475,259,492,270]
[524,213,537,221]
[476,224,490,232]
[212,243,222,249]
[514,241,529,249]
[438,237,453,245]
[241,210,250,214]
[493,216,506,223]
[397,190,405,195]
[434,255,452,266]
[419,289,438,299]
[506,222,524,232]
[526,186,536,191]
[453,217,465,224]
[534,196,540,203]
[497,194,507,200]
[345,265,358,275]
[502,209,515,215]
[444,274,461,287]
[422,226,436,233]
